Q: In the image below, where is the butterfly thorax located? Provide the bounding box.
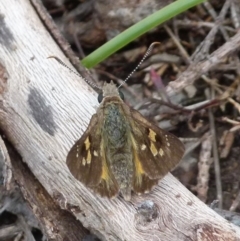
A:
[102,100,133,200]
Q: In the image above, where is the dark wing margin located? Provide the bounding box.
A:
[66,113,119,198]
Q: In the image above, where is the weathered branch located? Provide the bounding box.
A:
[167,29,240,95]
[0,0,240,240]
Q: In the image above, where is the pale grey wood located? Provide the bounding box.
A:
[0,0,240,240]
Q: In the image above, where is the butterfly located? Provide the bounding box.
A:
[66,81,185,200]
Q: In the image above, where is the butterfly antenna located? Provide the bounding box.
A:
[118,42,160,89]
[48,56,100,90]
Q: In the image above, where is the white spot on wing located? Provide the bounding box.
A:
[165,135,170,147]
[141,144,147,150]
[159,148,164,156]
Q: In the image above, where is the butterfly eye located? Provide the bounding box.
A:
[98,92,103,103]
[119,90,124,100]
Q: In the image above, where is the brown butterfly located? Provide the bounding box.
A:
[66,81,185,200]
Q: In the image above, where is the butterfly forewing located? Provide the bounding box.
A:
[66,114,102,186]
[66,113,119,197]
[128,108,185,193]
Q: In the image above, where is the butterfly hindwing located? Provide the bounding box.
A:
[66,113,119,198]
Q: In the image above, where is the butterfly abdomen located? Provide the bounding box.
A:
[103,103,133,200]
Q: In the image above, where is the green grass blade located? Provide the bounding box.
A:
[81,0,206,68]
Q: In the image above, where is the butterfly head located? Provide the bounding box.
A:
[97,81,124,103]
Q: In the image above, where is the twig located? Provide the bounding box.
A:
[149,97,221,114]
[196,133,213,202]
[175,20,235,33]
[207,88,223,208]
[219,130,235,158]
[165,2,237,95]
[167,30,240,94]
[231,0,240,29]
[230,191,240,212]
[203,1,230,41]
[192,1,230,62]
[163,25,190,64]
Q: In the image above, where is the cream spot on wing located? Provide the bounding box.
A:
[86,151,91,164]
[82,157,86,166]
[159,148,164,156]
[93,150,98,156]
[150,142,158,156]
[76,153,79,158]
[84,137,90,150]
[167,142,170,147]
[148,129,156,142]
[141,144,147,150]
